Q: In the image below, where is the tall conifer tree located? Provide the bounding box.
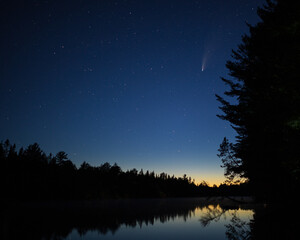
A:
[217,0,300,201]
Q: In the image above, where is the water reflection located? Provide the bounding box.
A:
[1,198,295,240]
[226,210,251,240]
[199,205,227,227]
[199,205,252,240]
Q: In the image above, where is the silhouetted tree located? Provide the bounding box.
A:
[55,151,68,165]
[110,163,121,176]
[216,0,300,201]
[79,161,92,171]
[218,137,245,184]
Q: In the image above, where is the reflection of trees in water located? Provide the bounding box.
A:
[209,203,300,240]
[1,199,203,239]
[199,205,226,227]
[1,199,254,240]
[199,205,251,240]
[225,211,251,240]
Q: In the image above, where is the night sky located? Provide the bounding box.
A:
[1,0,265,185]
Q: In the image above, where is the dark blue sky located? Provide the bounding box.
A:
[1,0,265,185]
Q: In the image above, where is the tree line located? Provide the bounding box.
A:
[1,140,248,201]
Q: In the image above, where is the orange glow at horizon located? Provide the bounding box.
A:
[191,175,226,186]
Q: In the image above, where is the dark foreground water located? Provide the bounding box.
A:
[1,197,299,239]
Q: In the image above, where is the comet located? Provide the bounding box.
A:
[201,49,210,72]
[201,55,207,72]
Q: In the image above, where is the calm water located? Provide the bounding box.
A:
[67,203,253,240]
[1,198,298,239]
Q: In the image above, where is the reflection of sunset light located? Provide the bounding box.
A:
[195,204,254,220]
[194,204,223,218]
[232,209,255,220]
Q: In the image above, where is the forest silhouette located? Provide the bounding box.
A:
[0,139,249,201]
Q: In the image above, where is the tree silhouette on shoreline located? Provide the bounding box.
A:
[216,0,300,202]
[1,139,248,201]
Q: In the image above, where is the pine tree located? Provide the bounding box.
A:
[217,0,300,201]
